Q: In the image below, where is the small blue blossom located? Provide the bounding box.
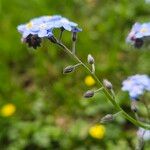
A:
[17,21,53,38]
[126,23,141,44]
[17,15,82,49]
[137,128,150,141]
[50,17,78,31]
[17,15,82,48]
[17,15,81,38]
[30,15,62,24]
[122,74,150,100]
[126,22,150,48]
[136,23,150,38]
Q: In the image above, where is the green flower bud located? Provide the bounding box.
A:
[84,90,94,98]
[87,54,94,65]
[63,65,75,74]
[103,79,113,90]
[100,114,114,123]
[131,100,138,112]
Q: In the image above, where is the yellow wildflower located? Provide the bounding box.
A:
[89,124,106,139]
[1,103,16,117]
[84,75,95,86]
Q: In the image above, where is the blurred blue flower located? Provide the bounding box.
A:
[137,128,150,141]
[126,22,150,48]
[122,74,150,100]
[136,23,150,38]
[145,0,150,4]
[126,23,142,44]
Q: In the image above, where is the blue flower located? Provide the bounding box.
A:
[126,23,142,44]
[30,15,62,24]
[17,21,53,38]
[137,128,150,141]
[17,15,81,38]
[17,15,82,48]
[50,17,78,31]
[122,74,150,100]
[136,23,150,38]
[17,20,54,49]
[126,22,150,48]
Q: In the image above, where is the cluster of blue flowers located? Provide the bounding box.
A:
[122,74,150,100]
[126,22,150,48]
[17,15,82,48]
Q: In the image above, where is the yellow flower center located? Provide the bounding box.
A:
[140,28,148,33]
[26,22,33,29]
[84,75,95,86]
[89,124,106,139]
[1,103,16,117]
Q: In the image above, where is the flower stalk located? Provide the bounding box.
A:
[55,39,150,130]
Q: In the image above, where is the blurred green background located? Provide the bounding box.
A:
[0,0,150,149]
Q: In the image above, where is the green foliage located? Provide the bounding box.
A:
[0,0,150,149]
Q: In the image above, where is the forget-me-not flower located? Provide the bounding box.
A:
[122,74,150,100]
[137,128,150,141]
[17,15,80,38]
[17,15,81,48]
[126,22,150,48]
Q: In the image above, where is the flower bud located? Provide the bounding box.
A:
[100,114,114,123]
[134,38,143,48]
[131,100,138,112]
[72,32,77,41]
[23,34,42,49]
[103,79,113,90]
[63,65,75,74]
[136,128,145,150]
[87,54,94,65]
[48,36,58,43]
[84,90,94,98]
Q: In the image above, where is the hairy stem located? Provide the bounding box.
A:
[55,40,150,130]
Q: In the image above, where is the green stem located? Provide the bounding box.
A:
[56,41,150,130]
[72,41,76,55]
[74,62,82,68]
[142,98,150,123]
[94,87,104,93]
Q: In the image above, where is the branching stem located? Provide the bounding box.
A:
[54,39,150,130]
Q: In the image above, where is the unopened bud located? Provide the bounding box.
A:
[134,38,143,48]
[131,100,138,112]
[103,79,113,90]
[84,90,94,98]
[87,54,94,65]
[136,128,145,150]
[136,138,144,150]
[100,114,114,123]
[48,36,58,43]
[63,65,75,74]
[72,32,77,41]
